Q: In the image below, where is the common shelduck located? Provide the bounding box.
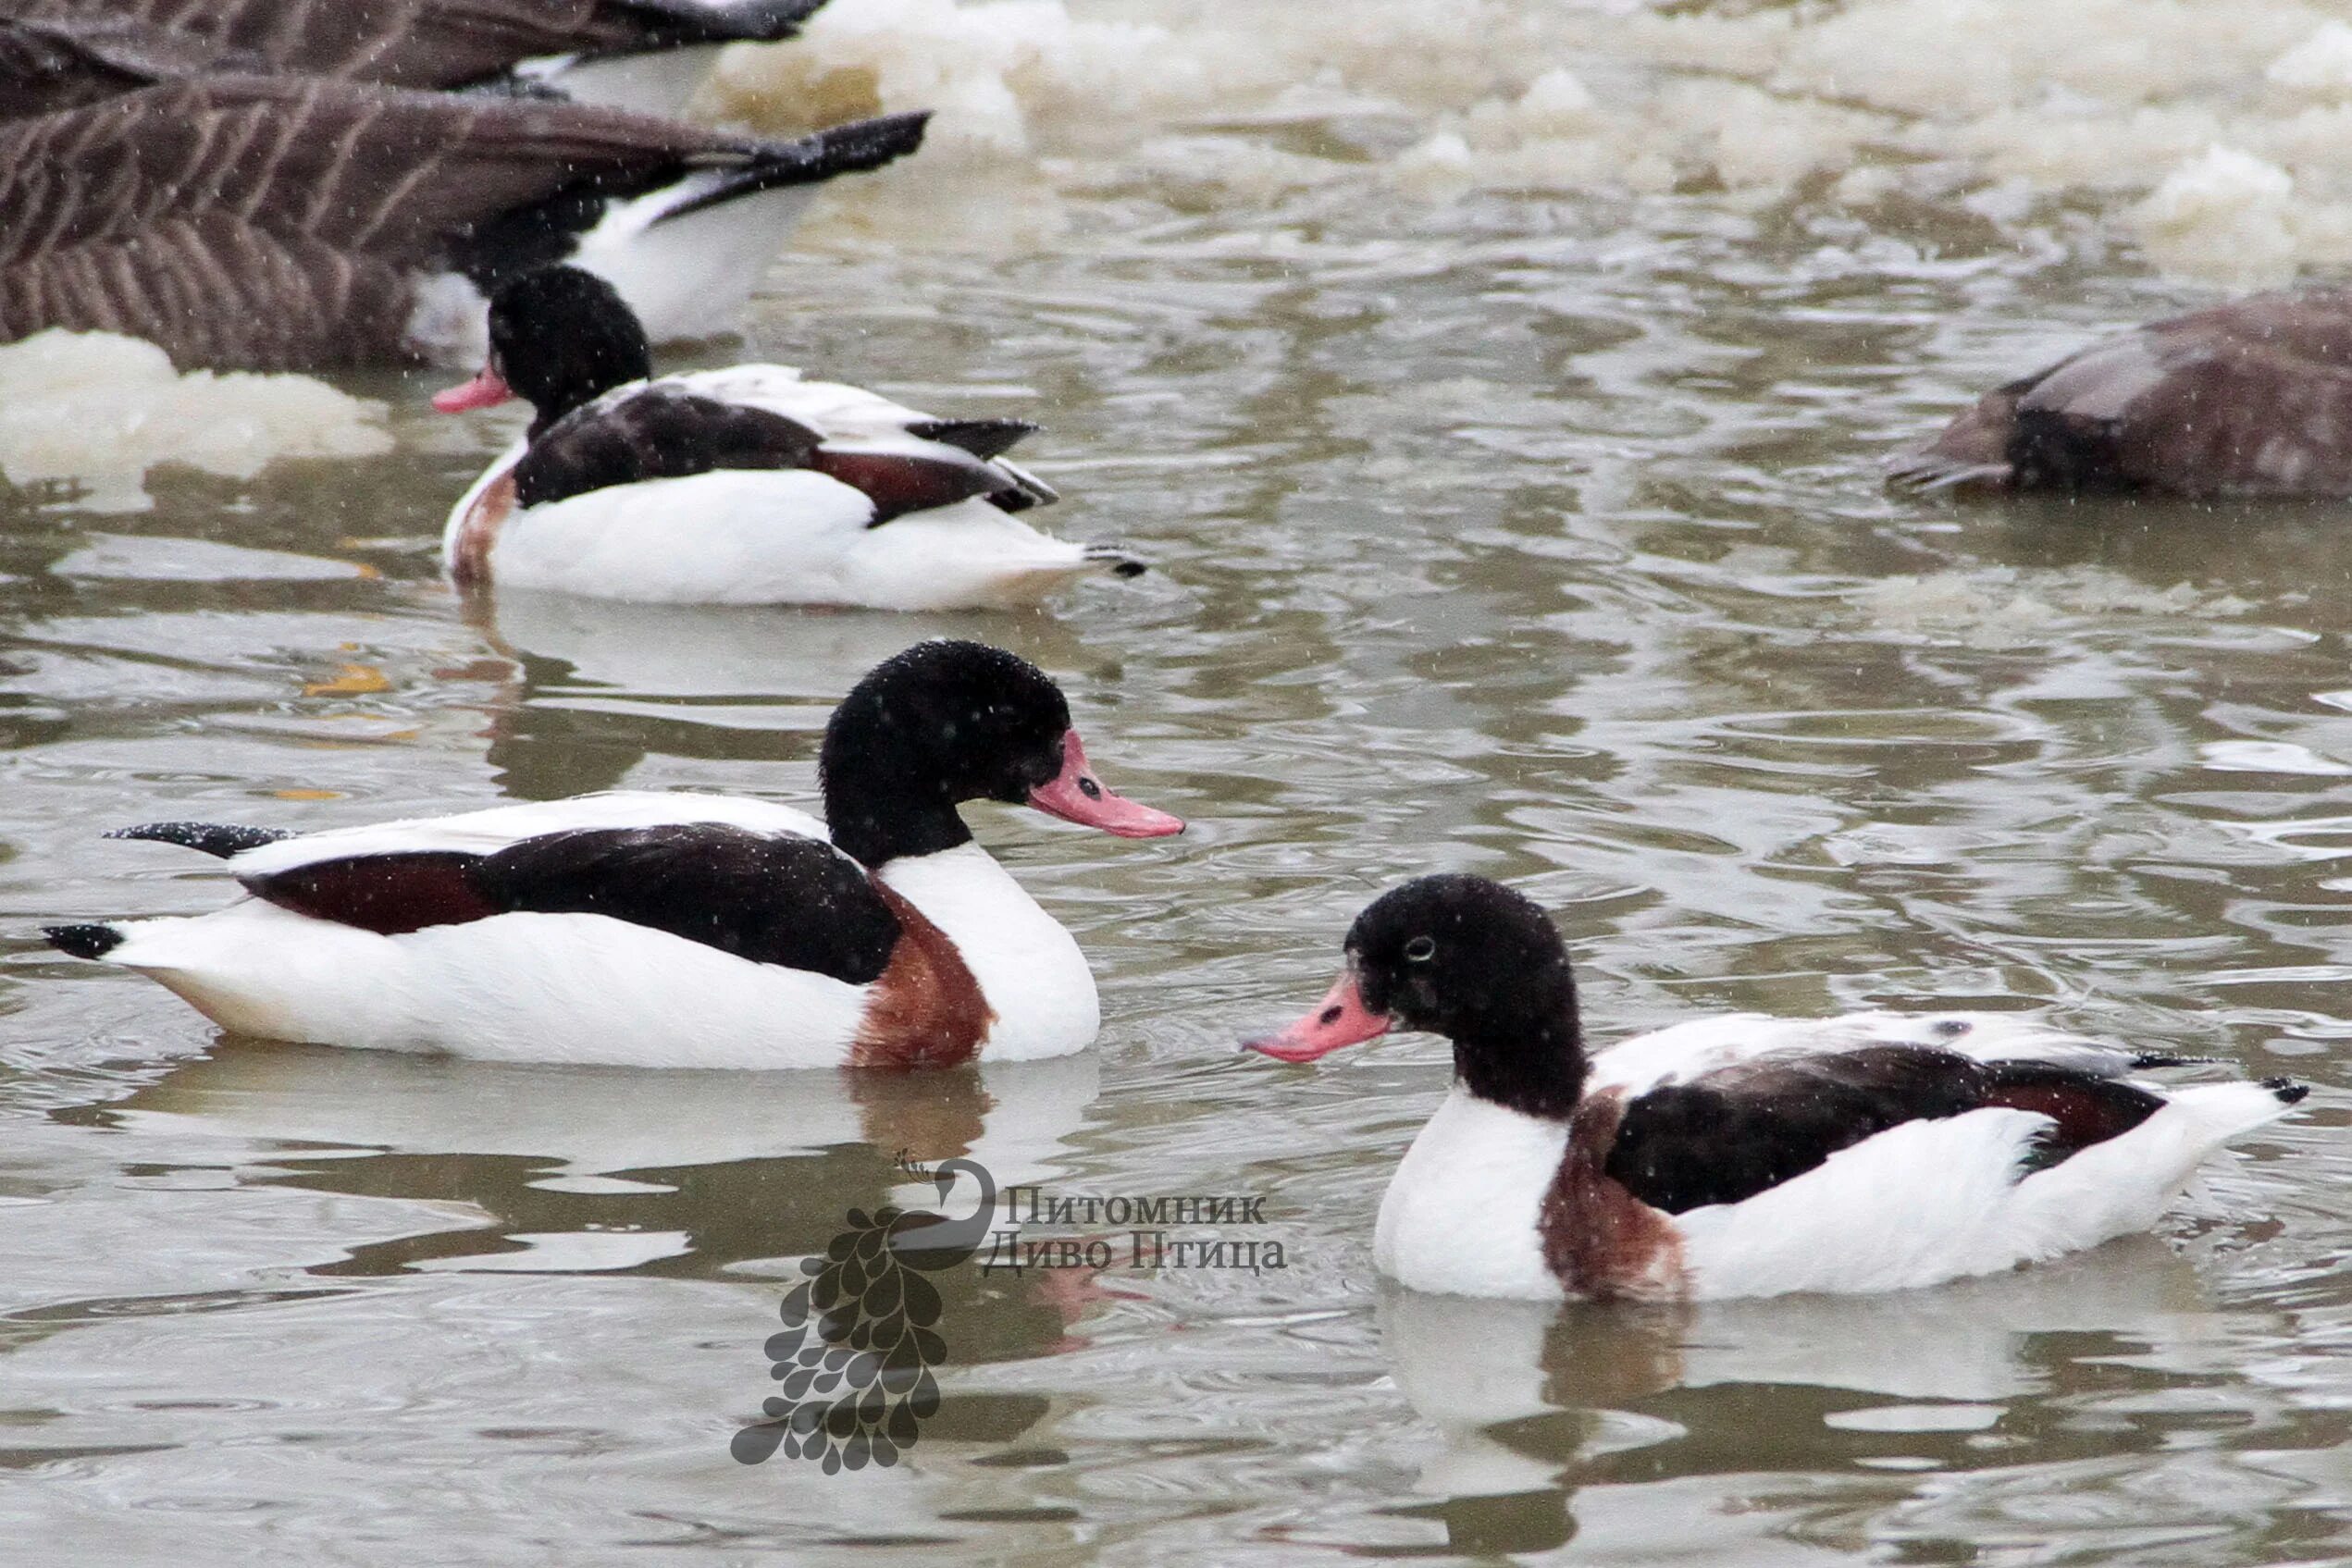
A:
[43,640,1184,1068]
[1247,874,2307,1302]
[1891,289,2352,497]
[0,77,923,370]
[432,266,1145,608]
[0,3,829,118]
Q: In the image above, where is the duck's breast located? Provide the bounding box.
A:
[1376,1089,1569,1300]
[875,843,1097,1062]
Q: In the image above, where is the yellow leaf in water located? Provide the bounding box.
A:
[274,789,341,801]
[304,662,390,697]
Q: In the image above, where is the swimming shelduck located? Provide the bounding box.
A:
[1891,288,2352,497]
[432,266,1145,608]
[1247,874,2307,1301]
[44,640,1183,1068]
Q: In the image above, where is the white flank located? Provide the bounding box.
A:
[102,901,872,1068]
[475,477,1104,608]
[1672,1083,2296,1300]
[1375,1089,1568,1300]
[876,842,1098,1062]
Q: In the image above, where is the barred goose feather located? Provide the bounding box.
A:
[0,75,924,369]
[0,0,828,116]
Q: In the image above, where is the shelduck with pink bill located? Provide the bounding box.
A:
[431,267,1146,609]
[45,642,1182,1069]
[1248,874,2308,1303]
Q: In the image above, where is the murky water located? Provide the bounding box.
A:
[6,4,2352,1563]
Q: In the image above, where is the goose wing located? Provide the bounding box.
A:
[0,77,913,367]
[0,0,828,91]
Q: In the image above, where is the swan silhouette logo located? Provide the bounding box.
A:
[732,1157,996,1471]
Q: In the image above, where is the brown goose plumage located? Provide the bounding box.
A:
[1890,289,2352,499]
[0,0,828,111]
[0,76,923,369]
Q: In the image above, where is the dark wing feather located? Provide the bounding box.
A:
[469,824,901,983]
[807,448,1014,525]
[107,821,294,858]
[0,17,243,117]
[515,384,824,508]
[0,0,826,90]
[1605,1044,2162,1214]
[242,850,499,935]
[904,417,1037,461]
[236,822,904,983]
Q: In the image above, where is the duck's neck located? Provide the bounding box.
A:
[823,754,974,870]
[524,379,613,441]
[1453,994,1589,1122]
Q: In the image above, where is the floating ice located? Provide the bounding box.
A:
[0,330,392,513]
[708,0,2352,281]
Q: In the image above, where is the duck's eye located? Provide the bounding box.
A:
[1404,935,1436,963]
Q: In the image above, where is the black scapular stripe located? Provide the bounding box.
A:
[1604,1045,2163,1214]
[236,823,905,984]
[469,824,903,984]
[514,385,825,508]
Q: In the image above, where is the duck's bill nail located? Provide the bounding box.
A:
[1027,729,1184,838]
[431,367,514,414]
[1243,973,1390,1063]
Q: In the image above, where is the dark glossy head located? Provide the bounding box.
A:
[1244,874,1588,1118]
[820,640,1182,868]
[432,266,651,432]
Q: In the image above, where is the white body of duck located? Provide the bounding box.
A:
[1375,1012,2297,1303]
[435,269,1142,608]
[443,366,1137,608]
[47,642,1183,1068]
[70,794,1087,1068]
[1252,877,2307,1303]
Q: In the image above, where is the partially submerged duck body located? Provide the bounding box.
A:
[1892,288,2352,499]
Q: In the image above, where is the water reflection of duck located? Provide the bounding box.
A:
[113,1041,1099,1275]
[1250,876,2304,1301]
[465,592,1114,798]
[48,641,1182,1066]
[1377,1238,2218,1555]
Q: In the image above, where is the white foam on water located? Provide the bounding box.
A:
[0,330,392,513]
[1854,565,2257,648]
[711,0,2352,281]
